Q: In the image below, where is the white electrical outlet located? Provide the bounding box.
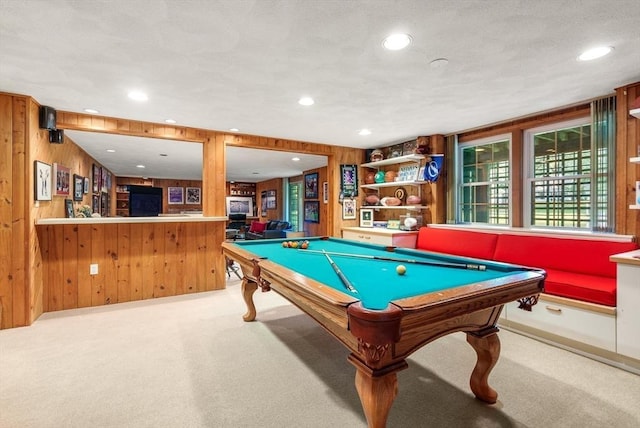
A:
[90,264,98,275]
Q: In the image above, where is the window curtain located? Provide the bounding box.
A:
[445,134,457,224]
[591,96,616,233]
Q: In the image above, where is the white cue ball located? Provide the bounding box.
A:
[404,217,418,229]
[396,265,406,275]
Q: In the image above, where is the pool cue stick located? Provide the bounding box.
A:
[322,250,358,293]
[301,248,487,271]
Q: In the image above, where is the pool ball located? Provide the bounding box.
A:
[396,265,406,275]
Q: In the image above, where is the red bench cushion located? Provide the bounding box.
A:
[416,227,498,260]
[493,234,637,278]
[544,269,617,306]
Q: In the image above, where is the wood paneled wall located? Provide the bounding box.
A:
[616,82,640,237]
[37,221,225,311]
[255,178,284,221]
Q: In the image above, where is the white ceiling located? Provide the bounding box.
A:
[2,0,640,181]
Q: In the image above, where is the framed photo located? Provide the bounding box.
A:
[53,163,70,196]
[226,196,254,215]
[168,186,184,204]
[266,189,276,209]
[342,198,356,220]
[100,167,108,192]
[34,160,52,201]
[387,219,400,229]
[260,191,267,216]
[340,164,358,197]
[73,174,84,201]
[65,199,74,218]
[100,192,108,217]
[92,194,100,214]
[92,164,100,193]
[185,187,201,204]
[304,172,319,199]
[83,177,90,194]
[359,208,374,228]
[323,181,328,204]
[304,201,320,223]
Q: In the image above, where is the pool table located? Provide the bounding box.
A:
[221,237,545,427]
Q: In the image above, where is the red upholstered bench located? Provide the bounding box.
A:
[415,226,638,307]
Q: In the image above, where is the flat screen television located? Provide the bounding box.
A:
[129,185,163,217]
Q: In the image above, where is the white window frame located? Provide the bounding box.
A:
[457,133,512,226]
[523,117,591,230]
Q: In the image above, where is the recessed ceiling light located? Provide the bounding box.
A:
[136,164,145,168]
[578,46,613,61]
[252,172,260,175]
[84,108,99,114]
[165,119,176,124]
[292,157,301,161]
[159,153,168,157]
[229,128,239,132]
[298,97,314,106]
[358,129,372,136]
[429,58,449,68]
[128,90,148,102]
[106,149,115,153]
[383,33,412,50]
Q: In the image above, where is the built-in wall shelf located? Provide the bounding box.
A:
[630,205,640,210]
[630,108,640,120]
[630,157,640,164]
[361,180,424,189]
[361,205,428,210]
[361,154,425,168]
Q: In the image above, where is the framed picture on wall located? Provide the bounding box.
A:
[65,199,74,218]
[342,198,356,220]
[168,187,184,204]
[304,201,320,223]
[260,191,267,216]
[92,194,100,214]
[185,187,201,204]
[340,164,358,197]
[266,189,276,209]
[323,181,328,204]
[34,160,52,201]
[226,196,254,215]
[73,174,84,201]
[304,172,319,199]
[83,177,90,194]
[53,163,70,196]
[92,164,100,193]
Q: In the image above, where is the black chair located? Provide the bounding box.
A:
[227,213,247,240]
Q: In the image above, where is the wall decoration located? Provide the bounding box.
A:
[359,208,374,228]
[92,164,100,193]
[304,200,320,223]
[185,187,201,204]
[100,192,109,217]
[226,196,254,215]
[260,191,267,216]
[73,174,84,201]
[424,154,445,182]
[168,186,184,204]
[83,177,90,194]
[92,194,100,214]
[323,181,328,204]
[304,172,319,199]
[342,198,356,220]
[34,160,52,201]
[398,164,419,182]
[266,189,276,209]
[65,199,74,218]
[53,163,70,196]
[340,164,358,197]
[100,167,108,192]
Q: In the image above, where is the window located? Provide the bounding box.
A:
[288,181,302,232]
[524,119,593,230]
[458,135,511,225]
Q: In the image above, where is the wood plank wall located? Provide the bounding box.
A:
[255,177,284,221]
[616,82,640,237]
[37,221,225,311]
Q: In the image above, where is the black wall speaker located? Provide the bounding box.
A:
[39,105,57,130]
[49,129,64,144]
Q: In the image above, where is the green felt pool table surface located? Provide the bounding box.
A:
[230,236,536,310]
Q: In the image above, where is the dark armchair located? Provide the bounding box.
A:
[227,213,248,240]
[245,220,290,240]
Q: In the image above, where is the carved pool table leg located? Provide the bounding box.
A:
[466,329,500,404]
[241,279,258,322]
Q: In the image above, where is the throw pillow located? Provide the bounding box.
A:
[250,221,266,233]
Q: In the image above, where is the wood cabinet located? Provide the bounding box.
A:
[116,186,129,217]
[341,227,418,248]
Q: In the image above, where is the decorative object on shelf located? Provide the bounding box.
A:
[186,187,201,204]
[424,154,445,182]
[394,187,406,202]
[387,219,400,229]
[398,164,419,182]
[342,198,356,220]
[402,139,418,155]
[364,171,375,184]
[64,198,74,218]
[34,160,52,201]
[304,200,320,223]
[73,174,84,201]
[305,172,319,199]
[359,208,374,227]
[372,221,388,228]
[400,214,422,230]
[387,143,403,158]
[417,166,426,181]
[369,149,384,162]
[406,194,421,205]
[415,136,432,155]
[374,171,385,183]
[380,197,402,206]
[340,164,358,197]
[384,170,397,182]
[53,163,70,196]
[168,186,184,204]
[365,194,380,205]
[75,204,92,218]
